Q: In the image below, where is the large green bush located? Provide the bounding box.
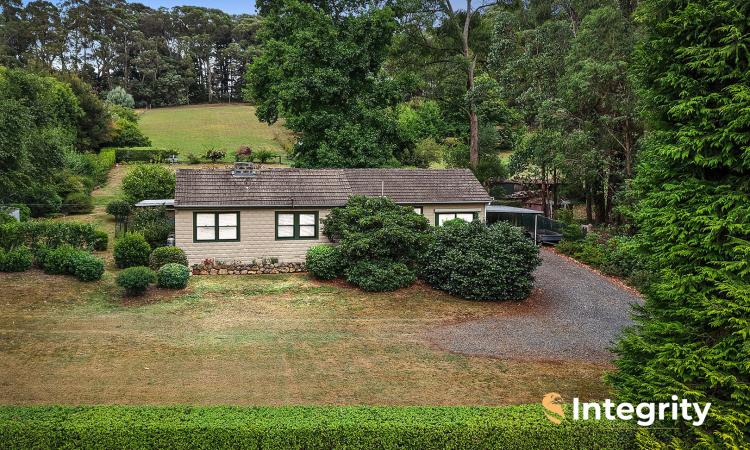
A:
[157,263,190,289]
[421,220,541,301]
[305,245,343,280]
[345,259,415,292]
[0,246,33,272]
[0,405,638,449]
[129,206,173,248]
[121,164,175,204]
[70,252,105,282]
[149,246,188,269]
[608,1,750,446]
[113,233,151,268]
[116,266,155,296]
[105,199,131,219]
[322,196,432,291]
[38,244,77,275]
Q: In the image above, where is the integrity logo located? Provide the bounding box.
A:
[542,393,711,427]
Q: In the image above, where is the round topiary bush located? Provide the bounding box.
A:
[116,266,155,295]
[113,232,151,268]
[62,192,94,215]
[70,252,105,282]
[0,245,33,272]
[420,220,541,301]
[345,259,416,292]
[305,245,343,280]
[105,200,131,219]
[149,246,188,269]
[157,263,190,289]
[39,244,78,275]
[93,230,108,251]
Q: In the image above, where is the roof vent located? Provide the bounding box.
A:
[232,162,256,177]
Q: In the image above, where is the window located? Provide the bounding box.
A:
[193,212,239,242]
[275,211,319,240]
[413,206,423,215]
[435,211,478,226]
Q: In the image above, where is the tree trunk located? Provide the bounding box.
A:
[585,181,593,223]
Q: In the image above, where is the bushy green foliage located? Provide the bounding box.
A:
[442,139,470,169]
[253,149,277,164]
[305,245,343,280]
[149,246,188,270]
[345,259,415,292]
[0,246,33,272]
[421,221,540,301]
[607,1,750,447]
[474,155,506,183]
[62,192,94,215]
[55,73,113,152]
[93,230,108,251]
[203,148,226,162]
[246,2,400,168]
[0,221,102,251]
[105,200,131,219]
[105,86,135,109]
[116,266,155,295]
[0,67,81,216]
[69,252,105,282]
[109,117,152,147]
[157,263,190,289]
[129,207,173,248]
[113,233,151,269]
[38,244,78,275]
[121,164,175,204]
[110,147,176,163]
[0,405,638,449]
[322,196,432,291]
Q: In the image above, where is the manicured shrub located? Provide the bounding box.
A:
[322,196,432,292]
[105,199,131,219]
[0,221,101,251]
[121,164,175,204]
[116,266,155,296]
[63,192,94,214]
[129,207,173,248]
[111,147,177,163]
[39,244,78,275]
[0,405,639,449]
[0,246,33,272]
[70,252,105,282]
[346,259,415,292]
[157,263,190,289]
[305,245,343,280]
[421,220,541,301]
[149,246,187,269]
[113,233,151,268]
[93,230,108,251]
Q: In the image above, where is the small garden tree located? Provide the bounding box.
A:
[122,165,175,204]
[105,86,135,109]
[321,196,432,291]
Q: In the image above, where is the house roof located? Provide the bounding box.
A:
[174,168,491,208]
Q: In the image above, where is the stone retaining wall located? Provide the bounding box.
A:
[191,261,306,275]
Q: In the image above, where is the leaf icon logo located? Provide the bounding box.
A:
[542,392,565,425]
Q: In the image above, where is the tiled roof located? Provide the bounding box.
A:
[175,168,491,208]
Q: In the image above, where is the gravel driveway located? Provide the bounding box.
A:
[429,248,642,363]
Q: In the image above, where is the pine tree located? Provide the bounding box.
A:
[608,0,750,447]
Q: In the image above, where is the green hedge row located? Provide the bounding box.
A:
[107,146,178,163]
[0,221,103,251]
[0,405,637,449]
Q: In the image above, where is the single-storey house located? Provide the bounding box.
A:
[174,165,492,265]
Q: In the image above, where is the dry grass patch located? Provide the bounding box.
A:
[0,273,611,406]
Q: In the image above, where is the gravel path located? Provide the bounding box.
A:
[429,248,642,363]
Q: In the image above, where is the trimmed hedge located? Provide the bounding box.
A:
[113,232,151,268]
[149,246,188,269]
[70,252,105,282]
[108,147,177,163]
[0,246,33,272]
[116,266,155,295]
[157,262,190,289]
[0,405,638,449]
[346,259,416,292]
[0,221,102,251]
[36,245,105,282]
[305,244,343,280]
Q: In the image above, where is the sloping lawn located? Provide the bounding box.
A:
[138,103,294,161]
[0,271,610,405]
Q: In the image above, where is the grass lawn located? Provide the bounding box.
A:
[0,271,610,406]
[138,104,294,162]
